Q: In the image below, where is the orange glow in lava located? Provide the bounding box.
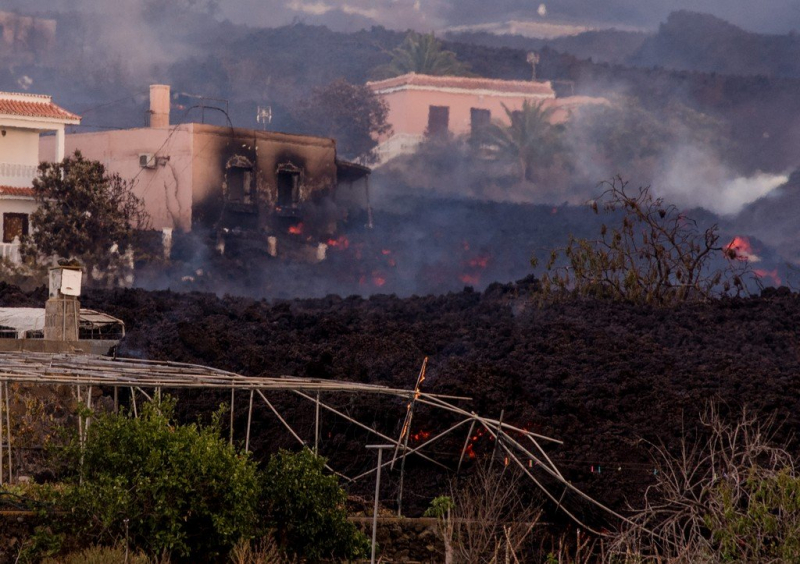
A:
[726,236,761,262]
[460,274,480,285]
[468,255,490,269]
[381,249,392,255]
[288,223,304,235]
[411,430,431,442]
[372,272,386,287]
[755,268,782,285]
[327,235,350,249]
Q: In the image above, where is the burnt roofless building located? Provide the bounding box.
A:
[41,85,371,256]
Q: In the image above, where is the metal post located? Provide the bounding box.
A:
[367,445,392,564]
[0,379,4,485]
[5,382,11,483]
[245,390,254,453]
[314,391,320,456]
[492,410,505,464]
[457,418,477,474]
[230,388,235,446]
[130,387,138,418]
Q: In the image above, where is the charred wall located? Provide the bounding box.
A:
[190,124,338,237]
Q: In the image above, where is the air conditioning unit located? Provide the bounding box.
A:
[139,153,157,169]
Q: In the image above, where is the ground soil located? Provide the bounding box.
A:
[2,281,799,529]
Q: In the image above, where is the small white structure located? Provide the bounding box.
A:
[0,91,80,263]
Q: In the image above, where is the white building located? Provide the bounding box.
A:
[0,91,79,262]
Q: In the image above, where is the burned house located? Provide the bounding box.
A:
[41,85,371,260]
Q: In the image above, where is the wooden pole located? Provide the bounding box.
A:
[245,390,254,453]
[114,386,119,413]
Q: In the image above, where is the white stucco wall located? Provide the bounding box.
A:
[0,127,40,187]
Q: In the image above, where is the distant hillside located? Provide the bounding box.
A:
[445,28,649,64]
[630,11,800,78]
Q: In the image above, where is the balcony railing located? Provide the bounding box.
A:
[0,162,38,185]
[0,241,21,264]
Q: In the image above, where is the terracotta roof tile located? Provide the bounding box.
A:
[0,93,80,122]
[368,73,555,97]
[0,186,35,198]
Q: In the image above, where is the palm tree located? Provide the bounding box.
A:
[372,32,471,78]
[483,100,565,183]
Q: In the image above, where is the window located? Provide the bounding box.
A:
[427,106,450,137]
[2,213,28,243]
[226,166,252,204]
[276,163,301,208]
[470,108,491,137]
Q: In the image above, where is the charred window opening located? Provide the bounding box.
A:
[2,213,28,243]
[470,108,491,137]
[224,155,256,212]
[227,166,252,204]
[427,106,450,137]
[276,162,301,209]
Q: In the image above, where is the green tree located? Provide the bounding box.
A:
[263,448,370,562]
[293,79,391,163]
[23,151,148,271]
[51,398,261,561]
[372,32,471,78]
[484,100,565,183]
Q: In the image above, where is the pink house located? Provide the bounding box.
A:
[367,73,605,163]
[41,85,370,241]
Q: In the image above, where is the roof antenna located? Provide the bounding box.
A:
[257,106,272,131]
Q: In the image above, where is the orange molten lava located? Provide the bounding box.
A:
[459,274,480,285]
[726,236,760,262]
[381,249,392,255]
[372,271,387,287]
[288,222,304,235]
[411,430,431,442]
[326,235,349,249]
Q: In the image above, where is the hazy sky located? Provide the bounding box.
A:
[5,0,799,34]
[215,0,800,34]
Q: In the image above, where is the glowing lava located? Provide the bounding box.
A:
[288,222,304,235]
[726,236,761,262]
[326,235,349,249]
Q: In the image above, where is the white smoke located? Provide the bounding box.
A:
[658,144,788,215]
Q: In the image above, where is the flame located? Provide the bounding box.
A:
[411,430,431,442]
[326,235,350,249]
[288,222,304,235]
[726,236,761,262]
[754,268,782,286]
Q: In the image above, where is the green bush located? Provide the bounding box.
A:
[52,398,261,561]
[263,448,370,562]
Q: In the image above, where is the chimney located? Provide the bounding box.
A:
[44,266,82,342]
[149,84,170,128]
